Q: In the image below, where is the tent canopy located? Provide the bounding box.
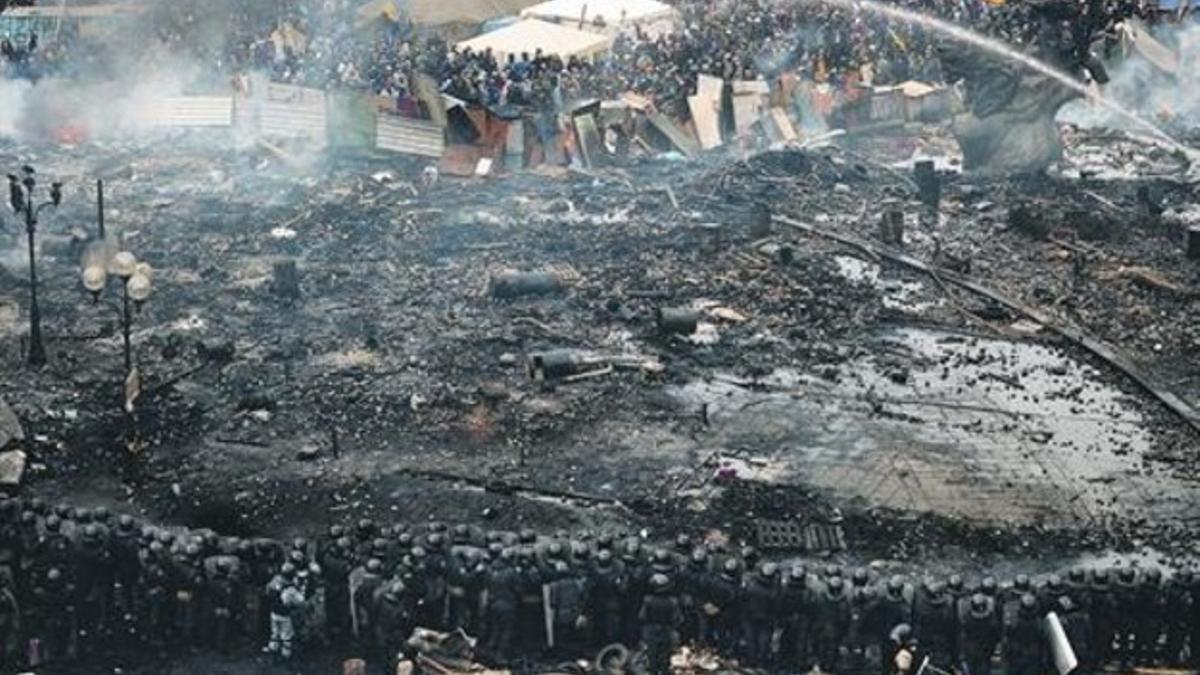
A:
[457,18,612,62]
[519,0,677,23]
[519,0,679,32]
[357,0,542,27]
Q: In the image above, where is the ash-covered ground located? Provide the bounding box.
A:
[1,125,1199,579]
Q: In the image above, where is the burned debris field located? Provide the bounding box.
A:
[3,116,1200,675]
[2,136,1194,553]
[0,1,1199,674]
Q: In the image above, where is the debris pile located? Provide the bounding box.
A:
[669,646,757,675]
[0,115,1196,580]
[400,628,498,675]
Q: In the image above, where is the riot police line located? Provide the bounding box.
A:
[0,497,1197,674]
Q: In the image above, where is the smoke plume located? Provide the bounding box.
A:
[1061,22,1200,132]
[0,0,254,143]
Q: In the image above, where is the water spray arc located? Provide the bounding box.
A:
[800,0,1192,156]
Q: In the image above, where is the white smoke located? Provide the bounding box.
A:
[0,0,234,145]
[1060,22,1200,131]
[0,64,201,143]
[0,78,34,136]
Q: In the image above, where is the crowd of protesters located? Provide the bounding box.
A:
[1,498,1198,674]
[218,0,1169,120]
[227,0,1003,115]
[0,0,1186,126]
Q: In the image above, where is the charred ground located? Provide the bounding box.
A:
[1,128,1199,573]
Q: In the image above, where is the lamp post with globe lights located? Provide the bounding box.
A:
[81,244,153,411]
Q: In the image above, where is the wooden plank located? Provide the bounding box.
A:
[688,92,722,150]
[732,79,771,96]
[505,120,525,166]
[769,107,798,142]
[621,91,653,112]
[697,74,724,99]
[573,113,603,168]
[645,112,699,158]
[732,93,765,136]
[762,114,785,145]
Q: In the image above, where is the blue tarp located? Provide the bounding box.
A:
[1157,0,1200,9]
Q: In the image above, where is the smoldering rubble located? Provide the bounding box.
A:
[0,1,1198,674]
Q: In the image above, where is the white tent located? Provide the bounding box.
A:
[457,18,613,62]
[357,0,542,28]
[519,0,680,34]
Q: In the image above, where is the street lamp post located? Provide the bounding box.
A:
[96,178,105,239]
[9,166,63,368]
[82,245,153,410]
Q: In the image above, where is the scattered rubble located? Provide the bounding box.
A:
[0,449,26,487]
[401,627,489,675]
[669,646,757,675]
[0,396,23,449]
[0,120,1198,579]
